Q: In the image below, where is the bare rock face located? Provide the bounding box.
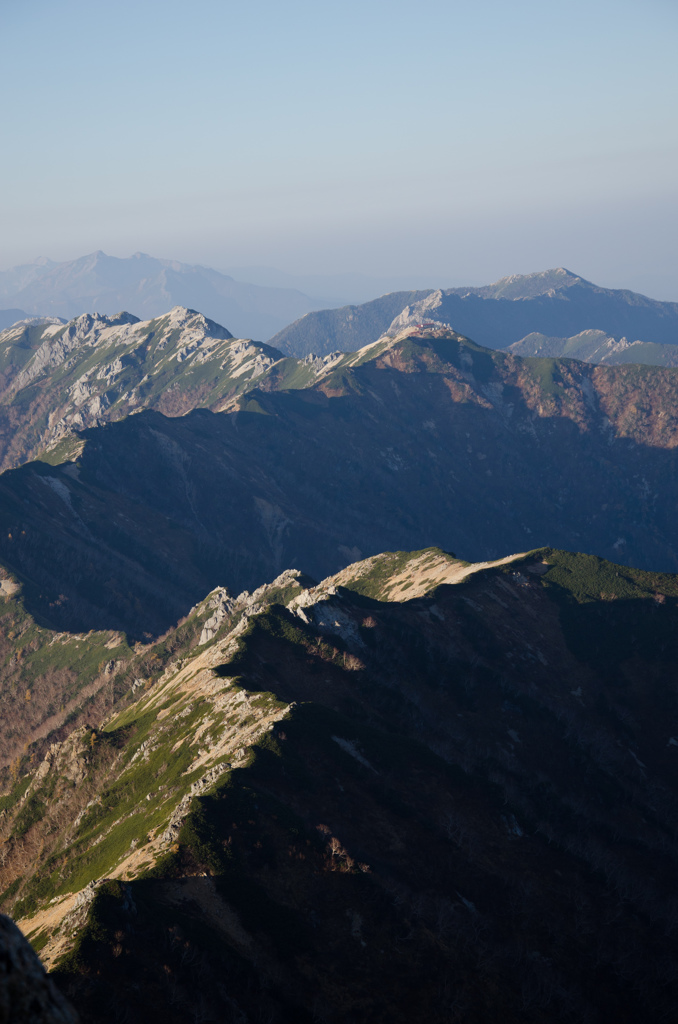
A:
[0,305,279,472]
[0,915,78,1023]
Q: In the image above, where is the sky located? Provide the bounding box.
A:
[1,0,677,297]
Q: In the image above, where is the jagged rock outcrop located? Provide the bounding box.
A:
[160,762,232,843]
[385,291,447,334]
[11,312,141,393]
[0,306,283,470]
[198,588,235,645]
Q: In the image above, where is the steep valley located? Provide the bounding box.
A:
[2,547,678,1022]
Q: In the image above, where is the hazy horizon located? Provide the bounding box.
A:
[1,250,675,310]
[1,0,677,300]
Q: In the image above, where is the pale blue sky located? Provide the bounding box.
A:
[1,0,677,295]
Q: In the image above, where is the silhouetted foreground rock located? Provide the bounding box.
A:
[0,915,78,1024]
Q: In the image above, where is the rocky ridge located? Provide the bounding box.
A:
[0,305,360,471]
[507,328,678,367]
[0,306,295,470]
[0,569,316,959]
[0,565,310,772]
[3,546,678,1021]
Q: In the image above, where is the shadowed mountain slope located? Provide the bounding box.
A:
[1,326,678,636]
[4,547,678,1023]
[271,268,678,356]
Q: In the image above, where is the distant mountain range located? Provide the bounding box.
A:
[5,259,678,367]
[1,321,678,639]
[508,329,678,367]
[271,268,678,358]
[0,252,319,340]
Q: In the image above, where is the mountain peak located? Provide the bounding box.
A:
[482,267,588,300]
[160,305,235,339]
